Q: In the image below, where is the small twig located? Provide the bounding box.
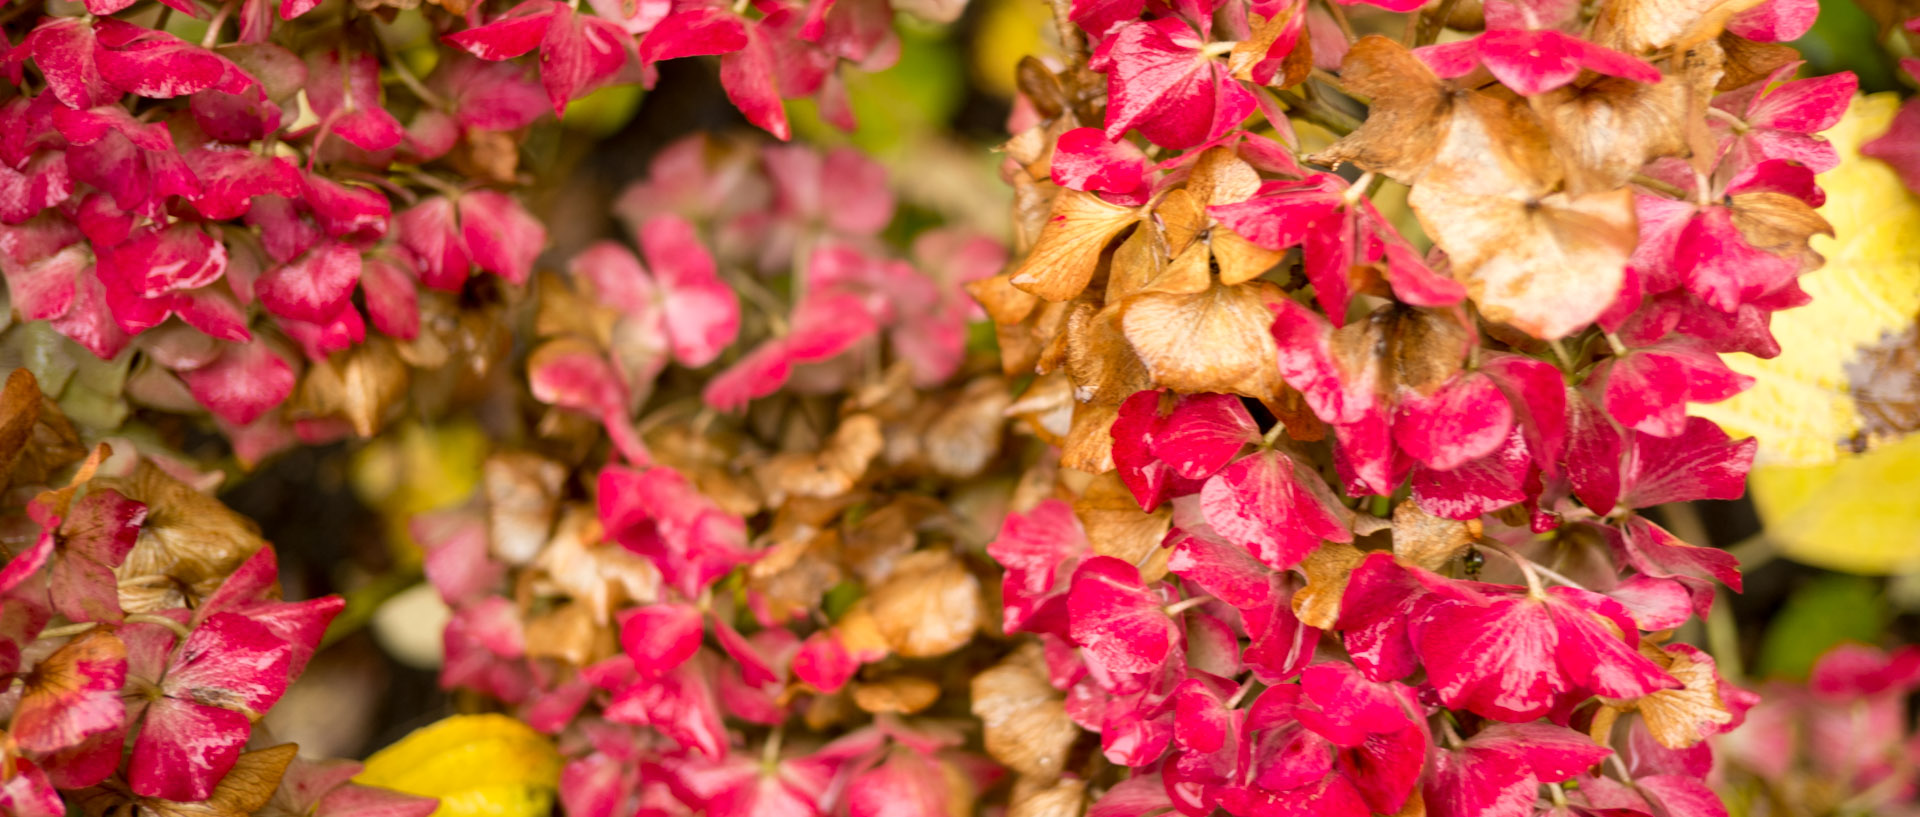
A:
[1049,0,1088,60]
[200,0,236,48]
[1323,1,1357,44]
[1483,539,1591,594]
[37,622,100,641]
[1274,89,1363,136]
[1417,0,1462,46]
[1629,174,1686,199]
[1164,595,1216,616]
[126,613,194,641]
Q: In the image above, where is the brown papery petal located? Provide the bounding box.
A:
[1008,372,1077,446]
[106,463,266,614]
[1213,227,1286,286]
[1621,646,1734,749]
[967,274,1041,326]
[1310,36,1451,185]
[1537,78,1689,196]
[486,451,567,565]
[0,369,42,493]
[1075,471,1173,581]
[1410,185,1636,341]
[759,413,884,503]
[1390,500,1483,571]
[851,676,942,714]
[925,378,1014,478]
[1061,401,1120,473]
[1293,540,1366,629]
[1157,189,1207,258]
[1008,777,1089,817]
[972,643,1083,781]
[1010,190,1141,302]
[1122,280,1284,395]
[1731,191,1834,255]
[1066,303,1156,406]
[868,549,983,658]
[1187,147,1263,208]
[1591,0,1768,52]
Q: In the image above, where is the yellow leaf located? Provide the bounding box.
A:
[1693,92,1920,466]
[357,714,563,817]
[1694,92,1920,575]
[1748,432,1920,574]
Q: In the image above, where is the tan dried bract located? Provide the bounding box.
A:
[868,548,983,658]
[758,413,884,504]
[1591,0,1768,53]
[1410,185,1636,341]
[851,675,943,714]
[1292,541,1366,629]
[1121,280,1285,397]
[972,643,1082,781]
[532,504,660,623]
[103,463,266,615]
[1391,500,1483,571]
[486,452,568,565]
[1075,471,1172,581]
[1009,190,1141,302]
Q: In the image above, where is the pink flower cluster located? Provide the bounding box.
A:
[977,0,1852,811]
[0,0,938,460]
[424,138,1006,817]
[0,465,389,813]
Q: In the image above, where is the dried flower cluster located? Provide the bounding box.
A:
[968,0,1853,812]
[420,137,1019,817]
[0,369,429,817]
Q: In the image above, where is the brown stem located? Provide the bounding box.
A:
[1275,89,1362,136]
[1416,0,1462,46]
[1323,0,1357,44]
[1049,0,1088,61]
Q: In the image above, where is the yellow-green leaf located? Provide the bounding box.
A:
[356,715,562,817]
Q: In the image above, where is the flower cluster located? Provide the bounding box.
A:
[1715,644,1920,816]
[0,0,952,464]
[972,0,1847,812]
[0,369,419,817]
[419,138,1016,817]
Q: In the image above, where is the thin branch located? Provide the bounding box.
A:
[1274,89,1363,136]
[1323,0,1357,44]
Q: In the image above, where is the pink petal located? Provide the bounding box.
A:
[460,190,545,285]
[1101,18,1257,149]
[445,0,560,60]
[792,630,857,693]
[1166,528,1274,610]
[538,7,634,114]
[1052,127,1151,196]
[256,242,362,323]
[618,603,705,678]
[1067,556,1177,675]
[179,343,296,426]
[1151,393,1259,481]
[1619,417,1754,507]
[641,215,739,366]
[127,698,253,801]
[1393,372,1516,472]
[1199,449,1350,571]
[1726,0,1819,41]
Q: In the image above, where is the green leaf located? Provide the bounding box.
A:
[1755,572,1887,680]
